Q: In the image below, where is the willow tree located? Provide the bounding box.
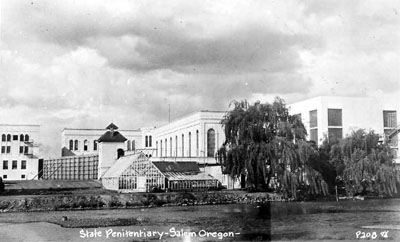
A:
[217,97,329,197]
[330,129,400,197]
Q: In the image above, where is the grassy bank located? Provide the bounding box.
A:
[0,191,279,213]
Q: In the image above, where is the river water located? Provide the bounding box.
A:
[0,199,399,241]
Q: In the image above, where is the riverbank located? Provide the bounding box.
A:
[0,190,286,213]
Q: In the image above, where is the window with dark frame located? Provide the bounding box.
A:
[12,160,17,169]
[21,160,26,170]
[309,110,318,143]
[13,135,18,141]
[328,109,343,126]
[3,160,8,170]
[383,110,397,128]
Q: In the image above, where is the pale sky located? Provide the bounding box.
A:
[1,0,399,157]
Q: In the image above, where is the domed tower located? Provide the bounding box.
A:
[97,123,127,178]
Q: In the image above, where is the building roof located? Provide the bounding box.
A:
[102,153,148,178]
[106,123,119,130]
[152,161,200,173]
[163,171,218,181]
[61,147,76,157]
[97,130,127,143]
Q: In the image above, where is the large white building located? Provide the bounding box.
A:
[61,124,155,157]
[0,124,40,180]
[288,96,400,162]
[150,111,240,188]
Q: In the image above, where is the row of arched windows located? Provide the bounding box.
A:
[145,135,152,147]
[69,139,97,152]
[156,129,215,158]
[127,140,136,151]
[1,134,29,142]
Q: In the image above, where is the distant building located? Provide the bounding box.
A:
[288,96,400,163]
[0,124,40,180]
[60,124,155,157]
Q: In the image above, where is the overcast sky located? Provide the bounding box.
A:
[1,0,399,157]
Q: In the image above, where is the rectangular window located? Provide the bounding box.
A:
[24,146,28,154]
[1,146,5,154]
[13,135,18,141]
[149,136,152,147]
[383,110,397,128]
[21,174,25,179]
[3,175,7,179]
[3,160,8,170]
[6,146,11,154]
[328,109,342,126]
[21,160,26,170]
[310,129,318,143]
[309,110,318,128]
[132,140,135,151]
[19,146,24,154]
[145,136,148,147]
[328,128,343,142]
[12,160,17,169]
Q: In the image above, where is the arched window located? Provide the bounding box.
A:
[117,148,124,159]
[127,140,131,151]
[24,134,29,142]
[145,136,149,147]
[149,136,152,147]
[84,140,88,151]
[207,129,216,157]
[165,138,168,157]
[20,134,24,142]
[175,136,178,157]
[132,140,135,151]
[93,140,98,151]
[7,134,11,142]
[74,140,79,151]
[160,140,163,157]
[188,132,192,157]
[170,137,172,157]
[156,141,158,157]
[1,134,5,142]
[182,134,185,157]
[196,130,199,157]
[69,140,74,150]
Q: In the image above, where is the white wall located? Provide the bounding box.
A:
[151,111,226,164]
[0,124,40,180]
[98,142,125,178]
[288,96,400,162]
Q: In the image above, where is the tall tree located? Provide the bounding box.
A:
[330,129,400,197]
[217,98,328,197]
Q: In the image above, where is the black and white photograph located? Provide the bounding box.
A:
[0,0,399,241]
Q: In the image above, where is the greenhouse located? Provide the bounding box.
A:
[102,153,165,192]
[101,153,219,192]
